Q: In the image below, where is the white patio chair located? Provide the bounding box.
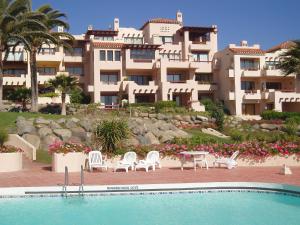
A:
[88,151,108,172]
[213,151,239,169]
[114,151,137,172]
[135,151,161,172]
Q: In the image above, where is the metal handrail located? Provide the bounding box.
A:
[79,165,84,195]
[62,166,69,197]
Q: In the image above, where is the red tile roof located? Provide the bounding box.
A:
[229,48,265,55]
[93,42,124,49]
[266,41,295,53]
[140,18,181,30]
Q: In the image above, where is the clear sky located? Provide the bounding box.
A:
[32,0,300,50]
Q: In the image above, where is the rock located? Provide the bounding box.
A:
[196,115,209,122]
[144,132,160,145]
[56,118,66,124]
[261,129,270,132]
[253,124,260,130]
[201,128,230,139]
[23,134,41,149]
[35,117,50,125]
[173,115,183,121]
[68,136,82,144]
[70,117,80,123]
[53,129,72,141]
[49,121,61,130]
[16,116,25,123]
[71,127,87,141]
[157,113,167,120]
[260,123,280,131]
[86,132,93,144]
[182,115,192,123]
[125,138,140,146]
[79,119,93,132]
[297,125,300,131]
[139,113,149,118]
[173,129,189,138]
[41,134,60,150]
[148,114,156,118]
[38,127,53,138]
[65,119,77,129]
[17,119,36,135]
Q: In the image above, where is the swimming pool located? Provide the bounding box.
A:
[1,183,300,225]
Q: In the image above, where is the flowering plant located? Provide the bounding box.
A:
[48,140,92,154]
[0,146,23,153]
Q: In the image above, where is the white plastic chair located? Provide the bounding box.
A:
[88,151,108,172]
[135,151,161,172]
[114,151,137,172]
[213,151,239,169]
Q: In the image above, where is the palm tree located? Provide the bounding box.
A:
[23,4,74,112]
[47,74,79,115]
[0,0,44,107]
[7,86,30,110]
[279,40,300,76]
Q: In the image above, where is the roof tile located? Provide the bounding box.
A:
[93,42,124,49]
[266,41,295,53]
[229,48,265,55]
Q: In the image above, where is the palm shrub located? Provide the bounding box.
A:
[7,87,31,110]
[0,129,8,147]
[278,40,300,77]
[94,120,129,154]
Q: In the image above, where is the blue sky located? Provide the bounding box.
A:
[32,0,300,50]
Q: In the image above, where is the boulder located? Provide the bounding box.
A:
[139,113,149,118]
[253,124,260,130]
[68,136,82,144]
[86,132,93,144]
[53,129,72,141]
[173,129,189,138]
[148,114,156,118]
[157,113,167,120]
[71,127,87,141]
[79,119,93,132]
[144,132,160,145]
[38,127,52,138]
[125,138,140,146]
[17,119,36,136]
[173,115,183,121]
[196,115,209,122]
[23,134,41,149]
[182,115,192,123]
[65,119,78,129]
[41,134,60,151]
[49,121,61,130]
[70,117,80,123]
[56,118,66,124]
[35,117,50,125]
[260,123,280,131]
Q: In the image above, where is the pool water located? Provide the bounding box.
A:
[0,191,300,225]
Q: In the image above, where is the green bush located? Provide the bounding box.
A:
[0,129,8,147]
[285,116,300,125]
[173,132,231,146]
[245,130,298,143]
[7,87,31,110]
[283,121,298,136]
[39,92,59,98]
[201,99,225,130]
[201,98,216,112]
[154,101,177,113]
[70,89,91,104]
[261,110,300,120]
[229,130,245,142]
[94,120,130,154]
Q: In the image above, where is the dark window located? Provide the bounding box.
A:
[101,95,118,107]
[3,68,26,76]
[130,49,155,60]
[100,50,106,61]
[167,74,182,82]
[160,36,173,44]
[195,73,213,83]
[107,51,113,61]
[115,51,121,61]
[192,52,209,62]
[241,81,255,90]
[39,48,56,55]
[128,75,152,85]
[66,67,83,76]
[37,67,56,75]
[189,32,210,43]
[266,82,282,90]
[240,58,260,70]
[100,74,118,84]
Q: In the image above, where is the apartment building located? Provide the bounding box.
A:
[215,41,300,115]
[2,11,218,110]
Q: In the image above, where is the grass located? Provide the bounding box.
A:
[36,150,52,164]
[0,112,66,131]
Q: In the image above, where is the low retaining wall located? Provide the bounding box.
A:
[52,152,88,173]
[0,152,22,172]
[5,134,36,160]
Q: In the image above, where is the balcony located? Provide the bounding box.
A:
[99,81,122,92]
[36,52,63,62]
[262,68,286,77]
[64,54,84,63]
[189,41,212,51]
[197,82,218,91]
[122,81,158,94]
[162,80,198,93]
[126,58,155,70]
[192,61,212,73]
[241,69,261,77]
[243,90,262,100]
[37,73,57,84]
[3,74,26,86]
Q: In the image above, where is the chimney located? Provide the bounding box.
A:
[88,25,93,31]
[241,40,248,47]
[176,10,183,25]
[114,18,119,31]
[57,26,64,33]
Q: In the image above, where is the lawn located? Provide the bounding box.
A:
[0,112,66,131]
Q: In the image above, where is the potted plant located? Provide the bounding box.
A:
[49,140,91,173]
[0,129,23,172]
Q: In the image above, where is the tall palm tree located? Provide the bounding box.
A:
[47,74,79,115]
[0,0,44,107]
[279,40,300,92]
[23,4,74,112]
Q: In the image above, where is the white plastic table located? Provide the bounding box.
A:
[180,151,209,171]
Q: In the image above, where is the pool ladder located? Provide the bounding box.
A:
[62,166,84,197]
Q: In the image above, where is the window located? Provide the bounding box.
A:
[115,51,121,61]
[37,67,56,75]
[192,52,209,62]
[241,81,255,90]
[107,51,113,61]
[240,58,260,70]
[160,36,173,44]
[195,73,213,83]
[101,95,118,107]
[189,32,210,43]
[265,61,280,70]
[65,47,83,56]
[124,37,143,44]
[66,67,83,76]
[95,36,114,41]
[7,52,23,61]
[130,49,155,60]
[167,74,182,82]
[100,50,106,61]
[3,68,26,76]
[266,82,282,90]
[128,75,152,85]
[160,53,181,61]
[39,48,56,55]
[100,73,118,84]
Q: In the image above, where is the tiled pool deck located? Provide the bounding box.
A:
[0,159,300,188]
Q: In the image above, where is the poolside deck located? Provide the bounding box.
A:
[0,158,300,188]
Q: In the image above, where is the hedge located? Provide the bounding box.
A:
[261,110,300,120]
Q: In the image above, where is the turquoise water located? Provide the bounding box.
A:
[0,192,300,225]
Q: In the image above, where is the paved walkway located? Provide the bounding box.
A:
[0,159,300,188]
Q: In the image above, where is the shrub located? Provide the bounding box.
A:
[0,129,8,147]
[154,101,176,113]
[94,120,130,154]
[283,122,298,136]
[173,132,231,146]
[7,87,31,110]
[70,89,91,104]
[229,130,245,142]
[201,99,225,130]
[261,110,300,120]
[201,98,215,112]
[285,116,300,125]
[39,92,59,98]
